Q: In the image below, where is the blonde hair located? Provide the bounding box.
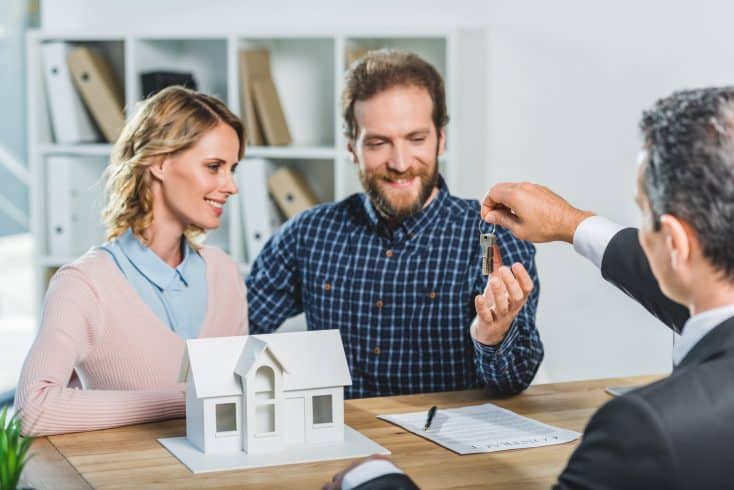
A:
[102,86,245,246]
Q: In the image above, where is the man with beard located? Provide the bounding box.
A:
[245,50,542,399]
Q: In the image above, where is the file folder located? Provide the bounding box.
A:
[238,50,267,146]
[67,46,125,143]
[46,156,106,257]
[252,79,292,146]
[41,42,99,144]
[239,158,278,262]
[267,167,318,219]
[239,49,292,146]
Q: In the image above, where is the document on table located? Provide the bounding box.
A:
[378,403,581,455]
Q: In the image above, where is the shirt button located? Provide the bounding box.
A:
[385,249,393,258]
[427,291,437,300]
[323,282,332,292]
[373,346,381,355]
[375,299,384,309]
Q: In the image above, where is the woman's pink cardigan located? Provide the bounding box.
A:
[15,246,248,436]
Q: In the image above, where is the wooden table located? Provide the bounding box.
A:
[19,375,660,489]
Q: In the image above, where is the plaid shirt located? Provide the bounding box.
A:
[246,177,543,398]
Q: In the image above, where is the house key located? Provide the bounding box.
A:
[480,224,496,277]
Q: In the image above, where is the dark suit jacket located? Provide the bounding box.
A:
[352,473,419,490]
[357,228,734,490]
[555,227,734,489]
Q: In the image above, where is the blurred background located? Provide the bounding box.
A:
[4,0,733,404]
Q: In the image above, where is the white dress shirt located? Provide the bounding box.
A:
[572,215,624,270]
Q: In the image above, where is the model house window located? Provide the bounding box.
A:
[255,365,275,400]
[216,402,237,432]
[255,365,276,434]
[312,394,333,424]
[256,404,275,433]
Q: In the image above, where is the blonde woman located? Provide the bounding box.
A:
[15,87,248,436]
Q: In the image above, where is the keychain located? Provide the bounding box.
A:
[479,223,496,277]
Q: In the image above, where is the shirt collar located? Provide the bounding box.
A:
[360,174,450,240]
[673,303,734,366]
[116,229,193,290]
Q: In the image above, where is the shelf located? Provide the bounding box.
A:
[39,143,113,157]
[237,37,335,147]
[27,29,481,314]
[245,146,336,160]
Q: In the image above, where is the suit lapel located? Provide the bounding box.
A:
[676,316,734,370]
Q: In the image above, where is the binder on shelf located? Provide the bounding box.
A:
[238,49,266,146]
[67,46,125,144]
[46,156,106,258]
[239,158,278,262]
[239,49,292,146]
[41,42,99,144]
[267,167,319,219]
[252,79,292,146]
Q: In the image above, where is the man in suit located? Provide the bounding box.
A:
[324,87,734,489]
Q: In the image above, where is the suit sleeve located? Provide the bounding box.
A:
[601,228,689,333]
[554,394,676,490]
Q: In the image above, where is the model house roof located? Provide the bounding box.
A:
[233,336,288,378]
[179,336,247,399]
[237,329,352,391]
[180,330,352,399]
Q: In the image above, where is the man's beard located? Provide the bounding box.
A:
[359,160,439,223]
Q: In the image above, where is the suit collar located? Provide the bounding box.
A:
[676,315,734,370]
[673,304,734,366]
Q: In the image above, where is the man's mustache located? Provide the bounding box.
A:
[375,169,428,181]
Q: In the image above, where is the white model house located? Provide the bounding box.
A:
[178,329,352,455]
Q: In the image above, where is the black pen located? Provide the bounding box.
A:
[424,405,437,431]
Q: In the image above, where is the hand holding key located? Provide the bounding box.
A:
[481,182,594,244]
[472,234,534,345]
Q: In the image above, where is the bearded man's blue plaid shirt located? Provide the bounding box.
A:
[246,177,544,398]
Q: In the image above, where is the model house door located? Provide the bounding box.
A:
[284,397,305,445]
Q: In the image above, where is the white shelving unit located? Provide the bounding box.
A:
[26,29,487,312]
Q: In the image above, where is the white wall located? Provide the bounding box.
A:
[482,0,734,381]
[41,0,734,383]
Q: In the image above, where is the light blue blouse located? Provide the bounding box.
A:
[99,229,208,339]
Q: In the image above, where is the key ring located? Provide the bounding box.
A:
[479,221,496,235]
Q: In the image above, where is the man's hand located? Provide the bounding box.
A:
[481,182,594,243]
[322,455,397,490]
[472,264,534,346]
